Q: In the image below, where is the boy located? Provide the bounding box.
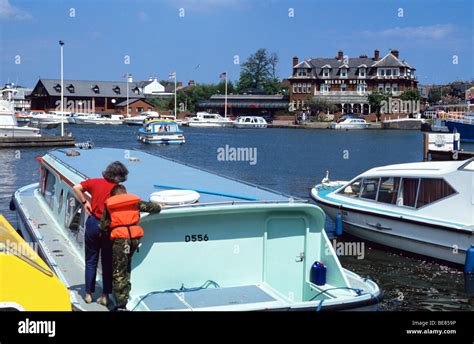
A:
[99,184,162,311]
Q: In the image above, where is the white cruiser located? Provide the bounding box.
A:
[234,116,268,129]
[311,159,474,265]
[186,112,234,128]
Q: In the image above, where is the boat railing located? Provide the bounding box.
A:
[160,199,309,210]
[445,114,474,125]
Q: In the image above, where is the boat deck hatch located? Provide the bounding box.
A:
[142,285,277,310]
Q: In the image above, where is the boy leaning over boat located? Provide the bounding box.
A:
[99,184,162,311]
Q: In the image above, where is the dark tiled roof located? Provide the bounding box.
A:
[36,79,144,98]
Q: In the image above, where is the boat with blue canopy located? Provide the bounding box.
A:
[137,119,185,145]
[12,148,381,311]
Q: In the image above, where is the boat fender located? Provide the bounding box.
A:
[9,196,16,211]
[310,262,327,286]
[335,213,343,236]
[464,245,474,274]
[150,190,200,206]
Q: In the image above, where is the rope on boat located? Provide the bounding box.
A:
[130,280,220,311]
[309,287,364,302]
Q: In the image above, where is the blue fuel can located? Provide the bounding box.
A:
[310,261,327,286]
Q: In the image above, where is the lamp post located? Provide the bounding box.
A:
[125,73,132,117]
[59,40,64,136]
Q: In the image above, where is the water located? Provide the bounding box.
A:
[1,125,473,311]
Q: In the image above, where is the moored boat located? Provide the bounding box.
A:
[234,116,268,129]
[0,101,41,138]
[329,115,370,130]
[137,119,185,144]
[187,112,234,128]
[12,148,382,311]
[75,114,124,125]
[0,214,71,311]
[444,112,474,142]
[310,159,474,265]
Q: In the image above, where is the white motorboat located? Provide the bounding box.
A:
[75,114,124,125]
[329,115,370,130]
[0,101,41,137]
[68,112,100,124]
[310,159,474,265]
[187,112,234,128]
[29,111,72,124]
[234,116,268,129]
[137,119,185,144]
[123,111,161,126]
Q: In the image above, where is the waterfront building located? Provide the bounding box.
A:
[289,49,418,114]
[197,94,289,118]
[1,83,31,111]
[29,78,162,115]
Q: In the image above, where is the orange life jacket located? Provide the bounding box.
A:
[105,194,144,240]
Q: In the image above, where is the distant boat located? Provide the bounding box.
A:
[12,148,382,311]
[0,101,41,137]
[234,116,268,129]
[186,112,234,128]
[137,119,185,144]
[123,111,163,126]
[68,112,100,124]
[329,115,370,130]
[444,112,474,142]
[311,159,474,265]
[75,114,124,125]
[29,111,72,125]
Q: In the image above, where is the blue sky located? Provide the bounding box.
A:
[0,0,472,88]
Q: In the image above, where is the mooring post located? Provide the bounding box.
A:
[423,133,429,161]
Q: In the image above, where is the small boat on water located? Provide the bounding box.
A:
[0,214,71,311]
[310,159,474,265]
[137,119,185,145]
[0,101,41,137]
[68,112,100,124]
[444,112,474,142]
[75,114,124,125]
[186,112,234,128]
[234,116,268,129]
[329,115,370,130]
[29,111,72,125]
[12,148,381,311]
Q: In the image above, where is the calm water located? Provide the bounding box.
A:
[1,125,473,311]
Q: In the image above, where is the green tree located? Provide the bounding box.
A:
[236,48,280,94]
[307,98,337,116]
[400,88,421,102]
[368,90,390,120]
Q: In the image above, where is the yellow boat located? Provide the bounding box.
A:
[0,215,71,311]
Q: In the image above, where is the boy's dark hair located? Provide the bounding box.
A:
[102,161,129,183]
[110,184,127,196]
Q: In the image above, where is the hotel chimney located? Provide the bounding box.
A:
[337,50,343,61]
[374,49,380,61]
[391,49,399,59]
[293,56,299,67]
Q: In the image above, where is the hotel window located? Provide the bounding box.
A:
[385,84,391,93]
[392,83,398,94]
[386,69,392,76]
[379,69,385,77]
[357,84,367,94]
[293,84,297,94]
[297,69,307,77]
[298,83,302,93]
[307,83,312,94]
[416,179,456,209]
[340,68,348,78]
[378,83,384,91]
[323,68,330,78]
[393,69,399,76]
[137,107,144,113]
[340,84,347,92]
[359,68,366,77]
[302,83,307,93]
[320,84,330,93]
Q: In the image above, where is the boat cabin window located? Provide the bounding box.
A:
[41,168,56,209]
[377,177,400,204]
[398,178,419,207]
[416,178,456,208]
[339,178,362,197]
[65,192,85,233]
[58,189,64,214]
[360,178,379,200]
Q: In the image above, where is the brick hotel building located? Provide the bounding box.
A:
[289,49,418,114]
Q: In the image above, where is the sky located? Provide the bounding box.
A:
[0,0,473,88]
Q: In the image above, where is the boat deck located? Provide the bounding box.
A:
[16,185,109,311]
[137,284,288,311]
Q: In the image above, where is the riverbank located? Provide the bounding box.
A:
[270,120,383,129]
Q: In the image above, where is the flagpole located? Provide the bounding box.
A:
[126,73,129,117]
[174,73,177,119]
[59,40,64,136]
[224,72,228,118]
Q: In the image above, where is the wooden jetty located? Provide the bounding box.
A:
[0,135,76,148]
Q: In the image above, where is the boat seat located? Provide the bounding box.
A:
[140,285,284,311]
